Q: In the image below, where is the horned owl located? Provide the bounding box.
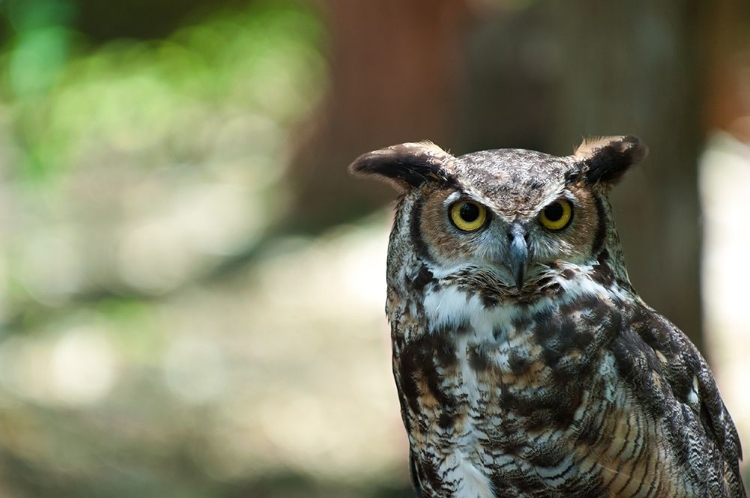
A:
[349,136,746,498]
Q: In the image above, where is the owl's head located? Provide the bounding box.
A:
[349,136,647,293]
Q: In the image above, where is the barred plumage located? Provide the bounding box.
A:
[350,137,745,497]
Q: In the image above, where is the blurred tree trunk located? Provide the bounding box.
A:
[551,0,707,348]
[286,0,471,231]
[704,0,750,141]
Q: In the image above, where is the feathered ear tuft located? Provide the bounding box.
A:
[572,135,648,186]
[348,141,455,192]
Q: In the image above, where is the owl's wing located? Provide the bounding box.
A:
[614,307,746,497]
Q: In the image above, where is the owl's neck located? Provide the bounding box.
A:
[387,246,637,344]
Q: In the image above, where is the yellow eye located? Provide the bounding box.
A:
[539,199,573,231]
[450,201,488,231]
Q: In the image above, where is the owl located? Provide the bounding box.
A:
[349,136,746,498]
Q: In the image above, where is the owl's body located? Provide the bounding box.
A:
[350,137,745,498]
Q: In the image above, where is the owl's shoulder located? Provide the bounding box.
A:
[612,303,745,495]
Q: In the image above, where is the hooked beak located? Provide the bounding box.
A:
[507,222,528,291]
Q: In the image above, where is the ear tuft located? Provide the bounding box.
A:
[348,141,454,191]
[573,135,648,186]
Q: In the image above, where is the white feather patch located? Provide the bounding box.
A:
[687,375,700,406]
[423,286,475,330]
[442,450,495,498]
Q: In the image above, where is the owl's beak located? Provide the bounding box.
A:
[507,222,528,291]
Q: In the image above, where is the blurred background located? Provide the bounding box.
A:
[0,0,747,496]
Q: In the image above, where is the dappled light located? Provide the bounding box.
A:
[0,0,748,496]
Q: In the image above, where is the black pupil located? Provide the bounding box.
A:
[544,202,564,222]
[460,203,480,222]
